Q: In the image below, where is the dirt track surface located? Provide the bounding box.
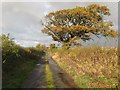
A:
[22,53,77,88]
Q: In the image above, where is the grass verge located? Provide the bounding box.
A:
[46,64,55,88]
[45,53,55,88]
[2,58,37,88]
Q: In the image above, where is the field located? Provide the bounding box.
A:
[49,46,119,88]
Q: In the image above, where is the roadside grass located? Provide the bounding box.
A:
[46,64,55,88]
[45,53,55,88]
[2,58,37,88]
[49,46,119,88]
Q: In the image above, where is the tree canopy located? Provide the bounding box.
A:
[41,4,117,46]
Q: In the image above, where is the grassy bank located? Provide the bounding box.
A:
[2,58,37,88]
[49,46,119,88]
[2,50,44,88]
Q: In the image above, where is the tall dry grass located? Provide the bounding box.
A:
[50,46,119,88]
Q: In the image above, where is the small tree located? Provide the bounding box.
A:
[41,4,117,46]
[1,34,19,63]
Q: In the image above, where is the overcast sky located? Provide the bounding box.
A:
[1,2,118,47]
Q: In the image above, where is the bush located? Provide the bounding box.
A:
[1,34,43,73]
[1,34,45,88]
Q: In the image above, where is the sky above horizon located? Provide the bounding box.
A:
[1,2,118,47]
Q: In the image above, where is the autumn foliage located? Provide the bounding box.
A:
[42,4,117,46]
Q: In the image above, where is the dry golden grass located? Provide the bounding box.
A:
[50,46,119,88]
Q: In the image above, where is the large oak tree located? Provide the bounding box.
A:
[41,4,117,46]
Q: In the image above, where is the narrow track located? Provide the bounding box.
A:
[22,53,77,88]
